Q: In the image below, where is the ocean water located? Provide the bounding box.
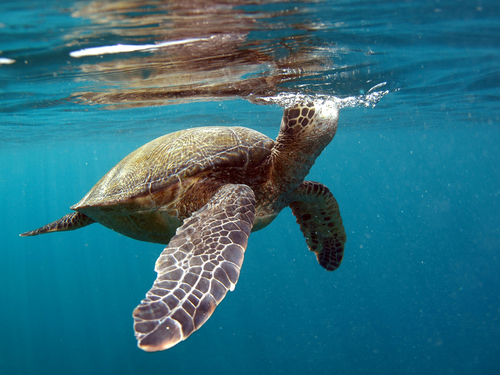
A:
[1,0,499,374]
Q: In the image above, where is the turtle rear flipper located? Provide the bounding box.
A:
[133,183,255,352]
[20,212,95,237]
[290,181,346,271]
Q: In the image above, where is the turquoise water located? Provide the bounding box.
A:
[1,0,499,374]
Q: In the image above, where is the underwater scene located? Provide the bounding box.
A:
[1,0,499,374]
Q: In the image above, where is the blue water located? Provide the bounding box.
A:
[1,0,500,374]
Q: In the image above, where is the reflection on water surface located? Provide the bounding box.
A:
[66,0,388,109]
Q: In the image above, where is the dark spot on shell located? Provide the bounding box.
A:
[302,214,312,221]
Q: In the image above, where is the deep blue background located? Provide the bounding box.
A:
[3,104,499,374]
[1,0,500,374]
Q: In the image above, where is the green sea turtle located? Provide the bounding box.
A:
[20,99,346,352]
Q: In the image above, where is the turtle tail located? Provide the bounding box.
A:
[20,212,95,237]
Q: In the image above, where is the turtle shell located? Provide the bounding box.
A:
[71,126,273,243]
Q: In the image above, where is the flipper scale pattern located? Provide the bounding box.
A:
[133,184,255,352]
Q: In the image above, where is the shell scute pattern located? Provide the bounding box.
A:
[75,126,273,209]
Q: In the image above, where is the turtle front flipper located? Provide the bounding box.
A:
[133,184,256,352]
[20,212,95,237]
[290,181,346,271]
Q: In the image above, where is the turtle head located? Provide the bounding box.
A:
[278,99,339,143]
[271,99,339,189]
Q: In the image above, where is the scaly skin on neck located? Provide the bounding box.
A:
[249,100,339,229]
[271,100,339,198]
